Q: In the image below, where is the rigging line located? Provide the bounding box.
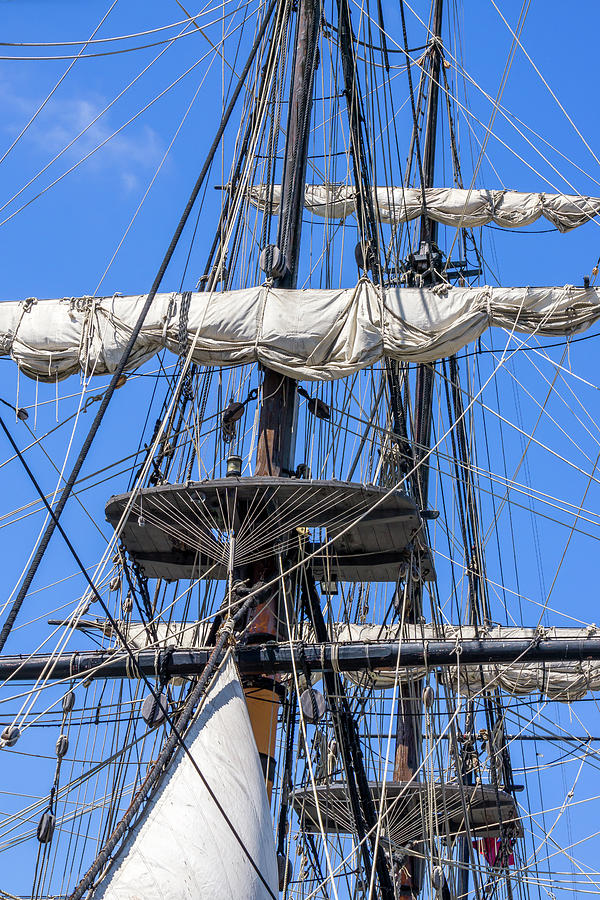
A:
[0,27,227,61]
[0,0,278,656]
[0,412,276,897]
[221,322,574,657]
[0,378,92,627]
[531,342,600,393]
[19,420,108,540]
[171,0,271,107]
[0,455,180,532]
[441,458,600,537]
[0,20,197,218]
[3,602,95,726]
[72,642,276,898]
[499,345,600,459]
[360,0,600,203]
[398,0,433,246]
[452,18,600,201]
[329,396,600,527]
[487,0,600,174]
[366,573,411,900]
[521,789,600,875]
[534,447,600,629]
[450,72,600,203]
[0,395,102,473]
[451,63,600,197]
[460,349,598,469]
[0,0,120,169]
[434,547,596,626]
[0,363,177,410]
[0,0,256,222]
[362,0,600,206]
[300,698,467,900]
[0,577,220,706]
[0,24,254,237]
[279,562,341,900]
[442,361,600,498]
[504,707,600,754]
[458,328,600,358]
[92,31,221,294]
[0,426,196,524]
[0,0,234,47]
[443,0,531,270]
[475,358,600,547]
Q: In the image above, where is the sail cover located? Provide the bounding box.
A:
[249,184,600,232]
[2,282,599,382]
[93,655,278,900]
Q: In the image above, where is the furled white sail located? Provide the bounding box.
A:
[2,282,599,381]
[321,624,600,702]
[75,618,213,649]
[445,659,600,703]
[97,620,600,703]
[248,184,600,232]
[94,655,278,900]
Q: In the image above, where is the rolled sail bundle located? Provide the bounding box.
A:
[445,659,600,703]
[91,621,600,704]
[248,184,600,232]
[93,655,278,900]
[2,282,600,382]
[332,624,600,702]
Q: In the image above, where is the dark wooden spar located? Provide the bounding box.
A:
[243,0,321,804]
[3,637,600,681]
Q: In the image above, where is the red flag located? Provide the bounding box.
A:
[473,837,514,867]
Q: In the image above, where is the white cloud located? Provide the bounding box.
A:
[0,77,164,192]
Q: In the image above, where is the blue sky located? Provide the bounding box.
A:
[1,0,600,895]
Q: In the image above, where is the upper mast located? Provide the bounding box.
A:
[254,0,321,481]
[420,0,444,249]
[413,0,444,510]
[394,4,444,897]
[245,0,321,811]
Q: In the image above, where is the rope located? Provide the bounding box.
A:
[69,590,274,900]
[0,0,278,655]
[178,291,193,358]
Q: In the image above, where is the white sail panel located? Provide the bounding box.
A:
[248,185,600,232]
[94,655,278,900]
[2,282,599,382]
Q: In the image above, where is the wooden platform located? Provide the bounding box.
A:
[105,477,434,583]
[292,780,522,841]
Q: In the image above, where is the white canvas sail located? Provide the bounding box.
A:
[2,282,599,382]
[248,184,600,232]
[323,624,600,702]
[93,655,278,900]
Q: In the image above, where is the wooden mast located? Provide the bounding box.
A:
[245,0,321,802]
[413,0,444,510]
[394,2,444,897]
